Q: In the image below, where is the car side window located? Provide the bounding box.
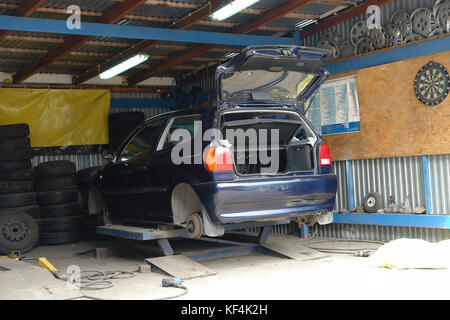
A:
[118,117,167,162]
[156,114,201,152]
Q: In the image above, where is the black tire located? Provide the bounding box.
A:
[36,175,77,192]
[0,137,30,152]
[37,190,78,206]
[0,148,34,162]
[0,123,29,139]
[363,192,383,213]
[0,192,37,209]
[0,168,35,181]
[0,181,34,194]
[1,205,40,219]
[35,160,76,179]
[41,231,83,246]
[0,211,39,254]
[0,160,31,174]
[40,215,84,232]
[75,166,100,186]
[39,202,82,218]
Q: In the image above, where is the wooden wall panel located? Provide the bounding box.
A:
[324,50,450,161]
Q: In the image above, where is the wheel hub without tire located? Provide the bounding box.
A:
[411,8,436,37]
[383,24,403,47]
[350,21,368,46]
[390,9,413,37]
[2,219,28,242]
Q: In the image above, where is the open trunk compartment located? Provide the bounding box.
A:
[220,110,317,175]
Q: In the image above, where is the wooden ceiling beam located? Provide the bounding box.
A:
[12,0,148,83]
[74,0,226,85]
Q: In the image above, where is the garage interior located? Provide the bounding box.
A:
[0,0,449,301]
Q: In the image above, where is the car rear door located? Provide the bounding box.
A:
[102,116,168,220]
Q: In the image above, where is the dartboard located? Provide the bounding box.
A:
[414,61,449,106]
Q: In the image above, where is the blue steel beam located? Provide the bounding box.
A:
[333,212,450,229]
[0,15,295,47]
[325,36,450,75]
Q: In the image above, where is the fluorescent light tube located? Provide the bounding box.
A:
[99,53,149,79]
[211,0,261,21]
[294,19,317,29]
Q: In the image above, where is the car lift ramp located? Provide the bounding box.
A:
[96,219,289,257]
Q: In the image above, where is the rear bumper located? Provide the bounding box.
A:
[192,174,337,224]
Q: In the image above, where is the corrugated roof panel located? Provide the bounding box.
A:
[42,0,116,13]
[297,3,339,15]
[131,4,192,20]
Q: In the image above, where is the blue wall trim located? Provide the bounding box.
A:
[0,15,295,47]
[333,212,450,229]
[111,98,177,109]
[325,36,450,75]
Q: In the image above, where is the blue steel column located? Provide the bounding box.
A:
[346,160,355,211]
[294,28,308,239]
[422,155,433,214]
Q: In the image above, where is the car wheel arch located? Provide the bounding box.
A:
[171,183,203,225]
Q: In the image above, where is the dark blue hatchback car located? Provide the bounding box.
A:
[90,46,338,238]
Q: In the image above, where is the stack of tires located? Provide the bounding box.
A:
[108,111,144,150]
[36,160,84,246]
[0,123,39,254]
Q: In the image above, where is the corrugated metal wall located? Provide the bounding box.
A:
[333,160,348,210]
[302,0,436,47]
[351,156,425,211]
[429,154,450,215]
[313,223,450,243]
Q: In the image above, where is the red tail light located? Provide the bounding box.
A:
[203,146,234,172]
[320,143,332,166]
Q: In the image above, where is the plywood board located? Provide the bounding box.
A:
[323,50,450,161]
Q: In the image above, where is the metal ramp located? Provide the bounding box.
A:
[96,220,292,279]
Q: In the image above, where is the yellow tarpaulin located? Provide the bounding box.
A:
[0,88,110,147]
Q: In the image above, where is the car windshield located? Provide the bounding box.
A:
[221,70,316,103]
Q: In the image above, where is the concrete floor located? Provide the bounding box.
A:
[1,234,450,300]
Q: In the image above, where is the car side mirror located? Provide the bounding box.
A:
[102,148,115,160]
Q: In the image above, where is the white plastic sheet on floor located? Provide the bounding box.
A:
[367,238,450,269]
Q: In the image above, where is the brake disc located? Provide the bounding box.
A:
[411,8,436,37]
[354,37,374,55]
[404,33,424,43]
[383,24,403,47]
[339,40,354,58]
[435,2,450,29]
[368,28,386,50]
[350,20,368,46]
[390,9,413,37]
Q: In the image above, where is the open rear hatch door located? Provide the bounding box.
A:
[217,46,330,109]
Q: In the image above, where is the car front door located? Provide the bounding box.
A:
[146,114,202,223]
[102,116,168,221]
